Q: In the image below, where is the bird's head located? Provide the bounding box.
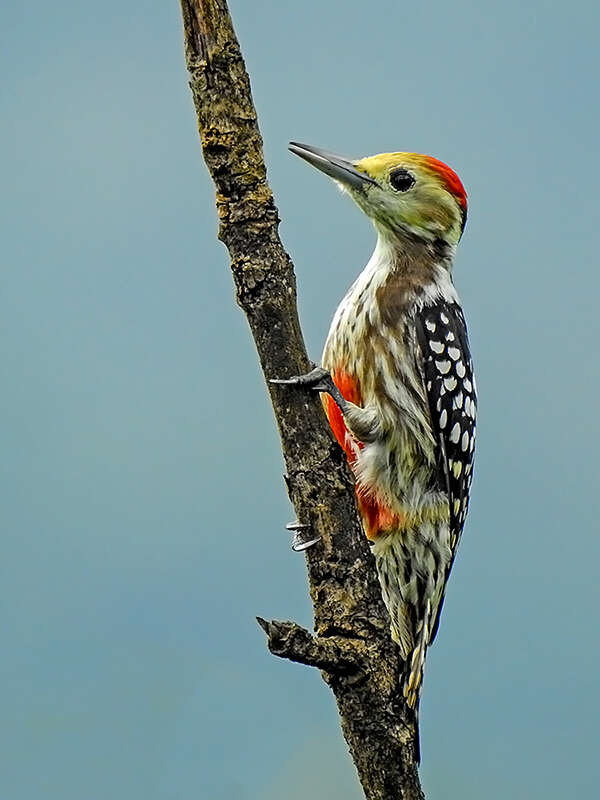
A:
[289,142,467,249]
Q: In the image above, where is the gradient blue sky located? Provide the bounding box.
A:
[2,0,599,797]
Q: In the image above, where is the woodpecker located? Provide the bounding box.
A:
[273,142,476,714]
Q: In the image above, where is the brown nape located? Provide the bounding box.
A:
[375,240,440,328]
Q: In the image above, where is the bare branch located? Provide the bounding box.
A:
[179,2,424,797]
[256,617,368,673]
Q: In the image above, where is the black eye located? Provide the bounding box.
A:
[389,168,415,192]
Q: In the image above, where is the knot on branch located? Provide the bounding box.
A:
[256,617,368,675]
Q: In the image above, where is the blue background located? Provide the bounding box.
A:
[2,0,599,796]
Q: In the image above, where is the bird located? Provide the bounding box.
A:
[272,141,476,717]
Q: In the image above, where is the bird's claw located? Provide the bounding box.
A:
[292,533,321,552]
[270,366,335,395]
[285,520,308,531]
[286,520,321,552]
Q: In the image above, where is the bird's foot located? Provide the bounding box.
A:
[270,365,337,396]
[286,520,321,552]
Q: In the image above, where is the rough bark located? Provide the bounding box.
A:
[179,2,424,798]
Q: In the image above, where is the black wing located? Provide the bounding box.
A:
[415,300,477,639]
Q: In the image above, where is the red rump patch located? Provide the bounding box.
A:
[423,155,467,210]
[356,492,403,540]
[324,370,404,539]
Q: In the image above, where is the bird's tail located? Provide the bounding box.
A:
[402,598,432,710]
[374,537,434,764]
[401,600,431,765]
[411,703,421,764]
[375,537,433,708]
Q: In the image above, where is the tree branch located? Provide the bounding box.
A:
[256,617,368,673]
[179,2,424,797]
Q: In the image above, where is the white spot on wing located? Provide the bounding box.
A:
[450,422,460,443]
[436,360,451,375]
[448,347,460,360]
[425,320,436,332]
[440,409,448,428]
[461,431,469,451]
[430,341,444,354]
[456,361,466,378]
[444,376,457,391]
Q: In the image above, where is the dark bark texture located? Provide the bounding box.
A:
[179,2,424,797]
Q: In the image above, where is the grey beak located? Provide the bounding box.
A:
[288,142,376,190]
